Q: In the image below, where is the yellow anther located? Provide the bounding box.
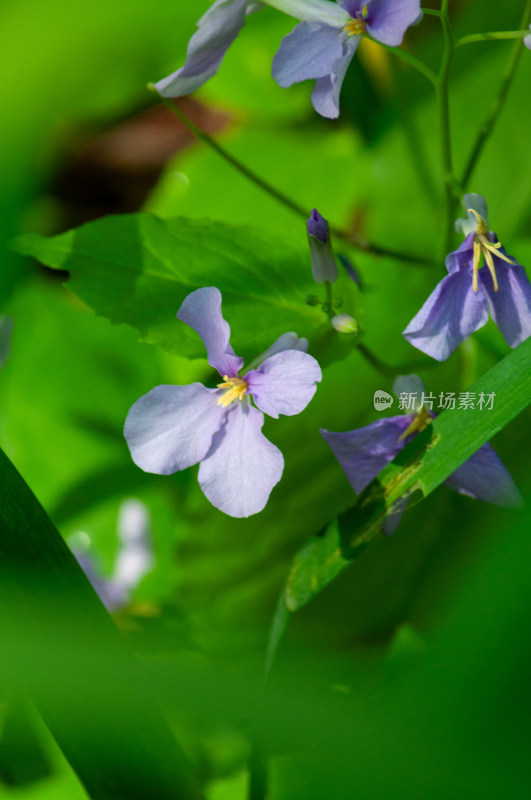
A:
[217,376,247,407]
[398,407,432,443]
[344,19,366,36]
[467,208,514,294]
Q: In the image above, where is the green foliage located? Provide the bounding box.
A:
[16,216,323,361]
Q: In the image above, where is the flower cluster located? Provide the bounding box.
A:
[155,0,422,118]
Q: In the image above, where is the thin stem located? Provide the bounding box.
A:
[461,0,531,188]
[356,343,436,377]
[324,281,334,319]
[455,30,530,47]
[437,1,455,256]
[153,90,437,267]
[378,43,437,87]
[422,8,443,17]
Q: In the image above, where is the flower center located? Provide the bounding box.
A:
[344,18,366,36]
[398,407,432,443]
[217,376,248,407]
[467,208,514,294]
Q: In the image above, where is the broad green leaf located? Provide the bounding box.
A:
[0,446,203,800]
[15,215,323,362]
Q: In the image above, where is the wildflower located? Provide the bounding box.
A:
[403,194,531,361]
[524,25,531,50]
[271,0,422,118]
[73,499,155,611]
[124,287,322,518]
[307,208,338,283]
[154,0,262,99]
[155,1,422,118]
[321,374,522,534]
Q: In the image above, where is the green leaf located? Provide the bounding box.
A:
[0,446,203,799]
[267,339,531,661]
[15,215,322,362]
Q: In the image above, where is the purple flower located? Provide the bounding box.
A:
[154,0,263,98]
[73,499,155,611]
[124,287,322,518]
[154,1,422,118]
[403,195,531,361]
[272,0,422,118]
[307,208,338,283]
[321,374,522,535]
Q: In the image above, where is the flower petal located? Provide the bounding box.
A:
[337,0,366,16]
[393,374,426,404]
[402,269,489,361]
[177,287,244,377]
[272,21,346,87]
[366,0,422,46]
[244,332,309,372]
[245,350,322,418]
[198,402,284,517]
[321,416,411,494]
[311,35,360,118]
[444,443,522,508]
[124,383,226,474]
[266,0,349,25]
[524,25,531,50]
[154,0,260,98]
[445,233,475,274]
[479,261,531,349]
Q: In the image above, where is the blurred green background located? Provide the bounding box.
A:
[0,1,530,797]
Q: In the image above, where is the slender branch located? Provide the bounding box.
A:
[152,89,437,267]
[377,43,437,86]
[437,1,455,256]
[461,0,531,188]
[356,343,436,377]
[421,8,443,17]
[455,29,530,47]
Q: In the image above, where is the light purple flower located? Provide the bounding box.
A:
[524,25,531,50]
[154,1,421,119]
[124,287,322,518]
[307,208,338,283]
[321,374,522,535]
[403,195,531,361]
[154,0,263,98]
[73,499,155,611]
[272,0,422,118]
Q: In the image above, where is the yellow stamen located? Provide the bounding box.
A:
[467,208,514,294]
[398,407,432,443]
[217,375,247,407]
[344,19,366,36]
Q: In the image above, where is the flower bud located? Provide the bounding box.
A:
[307,209,338,284]
[331,314,358,334]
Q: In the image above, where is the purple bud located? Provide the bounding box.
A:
[307,209,338,284]
[307,209,329,244]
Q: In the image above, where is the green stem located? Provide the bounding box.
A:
[153,90,437,267]
[455,29,530,47]
[378,43,437,86]
[461,0,531,188]
[356,343,436,377]
[422,8,443,17]
[324,281,334,319]
[437,0,455,256]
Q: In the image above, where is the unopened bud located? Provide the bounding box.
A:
[331,314,358,334]
[307,209,338,284]
[305,294,321,307]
